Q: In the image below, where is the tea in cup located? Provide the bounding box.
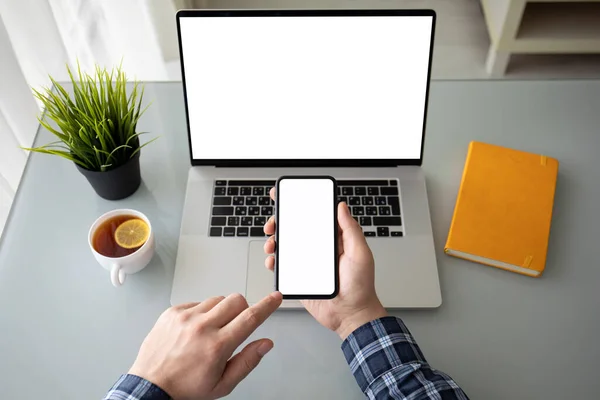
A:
[88,209,155,287]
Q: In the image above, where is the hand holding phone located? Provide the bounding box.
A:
[266,183,388,338]
[275,176,339,299]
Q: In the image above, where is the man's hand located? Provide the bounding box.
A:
[128,292,283,400]
[264,188,387,340]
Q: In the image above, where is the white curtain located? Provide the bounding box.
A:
[0,2,46,238]
[0,0,177,237]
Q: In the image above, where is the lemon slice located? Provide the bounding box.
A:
[114,219,150,249]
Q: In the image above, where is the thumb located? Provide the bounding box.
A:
[337,202,362,237]
[213,339,273,396]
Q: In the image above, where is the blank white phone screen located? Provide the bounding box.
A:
[277,178,336,296]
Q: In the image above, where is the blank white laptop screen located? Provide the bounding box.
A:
[179,15,433,160]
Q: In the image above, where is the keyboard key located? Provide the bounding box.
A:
[254,216,266,226]
[261,206,273,216]
[388,197,401,215]
[366,207,378,215]
[349,197,361,205]
[233,197,244,205]
[210,227,222,236]
[213,196,232,206]
[265,187,272,195]
[359,217,372,226]
[342,187,354,195]
[215,180,227,186]
[259,197,271,205]
[337,187,341,195]
[338,196,348,204]
[214,187,226,196]
[246,196,258,205]
[389,180,398,186]
[352,206,365,216]
[381,187,399,195]
[353,217,359,223]
[237,227,249,237]
[228,180,276,186]
[253,187,265,196]
[367,187,379,195]
[338,180,389,186]
[240,187,252,196]
[249,206,260,216]
[375,196,387,205]
[391,231,403,237]
[241,217,253,226]
[227,187,239,196]
[362,197,374,206]
[212,207,234,216]
[364,231,376,237]
[377,227,390,237]
[223,227,235,237]
[379,206,391,216]
[235,207,247,216]
[251,227,265,237]
[227,216,240,226]
[373,217,402,226]
[211,216,226,226]
[355,187,366,195]
[271,198,275,205]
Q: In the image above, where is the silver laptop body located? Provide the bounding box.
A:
[172,9,441,308]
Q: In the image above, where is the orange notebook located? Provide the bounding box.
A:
[445,142,558,277]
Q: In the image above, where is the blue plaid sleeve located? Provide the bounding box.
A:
[342,317,469,400]
[102,374,171,400]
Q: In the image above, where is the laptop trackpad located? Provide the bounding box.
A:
[246,241,274,305]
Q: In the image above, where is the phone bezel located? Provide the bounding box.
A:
[275,175,339,299]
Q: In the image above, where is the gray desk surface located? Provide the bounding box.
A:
[1,81,599,399]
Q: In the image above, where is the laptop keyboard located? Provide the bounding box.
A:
[338,180,403,237]
[209,179,403,237]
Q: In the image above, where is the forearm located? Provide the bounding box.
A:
[103,374,170,400]
[342,317,469,400]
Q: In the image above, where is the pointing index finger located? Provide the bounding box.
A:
[222,291,283,347]
[270,187,276,201]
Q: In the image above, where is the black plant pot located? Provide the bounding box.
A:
[76,152,142,200]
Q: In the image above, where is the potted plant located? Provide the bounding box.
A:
[24,63,156,200]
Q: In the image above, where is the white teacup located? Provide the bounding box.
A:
[88,209,155,287]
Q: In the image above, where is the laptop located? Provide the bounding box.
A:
[172,9,441,308]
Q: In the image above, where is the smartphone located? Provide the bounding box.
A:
[275,176,338,299]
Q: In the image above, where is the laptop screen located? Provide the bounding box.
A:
[178,11,434,165]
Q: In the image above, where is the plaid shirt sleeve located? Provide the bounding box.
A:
[102,374,170,400]
[342,317,469,400]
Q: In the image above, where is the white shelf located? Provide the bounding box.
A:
[480,0,600,75]
[512,38,600,53]
[515,2,600,52]
[480,0,512,44]
[518,2,600,40]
